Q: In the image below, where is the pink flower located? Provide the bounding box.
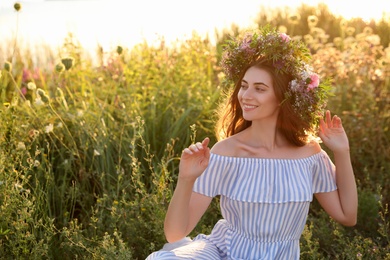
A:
[21,87,27,96]
[307,73,320,90]
[280,33,290,42]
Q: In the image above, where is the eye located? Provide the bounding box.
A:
[240,85,248,90]
[256,87,266,92]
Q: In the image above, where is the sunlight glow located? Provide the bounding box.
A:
[0,0,389,52]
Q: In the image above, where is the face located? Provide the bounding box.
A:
[238,66,280,122]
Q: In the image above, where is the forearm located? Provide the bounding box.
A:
[164,178,195,242]
[334,149,358,224]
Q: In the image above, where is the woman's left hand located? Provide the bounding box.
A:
[318,110,350,153]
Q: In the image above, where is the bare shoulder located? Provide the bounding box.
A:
[210,135,323,159]
[210,136,239,157]
[302,140,322,157]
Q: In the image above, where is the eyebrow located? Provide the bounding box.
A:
[242,79,270,88]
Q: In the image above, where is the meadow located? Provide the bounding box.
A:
[0,3,389,260]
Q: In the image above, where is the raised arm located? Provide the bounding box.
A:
[315,110,358,226]
[164,138,213,242]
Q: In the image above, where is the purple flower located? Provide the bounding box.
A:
[280,33,291,42]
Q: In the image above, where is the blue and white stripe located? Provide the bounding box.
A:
[146,150,337,259]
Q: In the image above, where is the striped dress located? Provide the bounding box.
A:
[146,150,337,259]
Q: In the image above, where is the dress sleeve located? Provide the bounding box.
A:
[312,150,337,193]
[193,154,223,197]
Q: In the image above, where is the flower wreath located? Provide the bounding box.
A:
[220,26,332,130]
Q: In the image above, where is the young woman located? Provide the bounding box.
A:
[146,26,358,259]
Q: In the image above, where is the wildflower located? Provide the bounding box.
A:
[17,142,26,150]
[280,33,290,42]
[346,27,355,36]
[363,26,373,35]
[94,149,100,156]
[366,35,380,46]
[27,82,36,90]
[303,34,314,45]
[61,57,74,70]
[288,13,301,24]
[307,73,320,91]
[45,123,54,133]
[55,63,65,73]
[29,129,40,139]
[14,2,21,12]
[22,68,32,82]
[340,19,348,29]
[4,61,12,72]
[34,160,40,167]
[77,109,84,117]
[333,37,342,47]
[21,87,27,96]
[35,97,44,106]
[307,15,319,28]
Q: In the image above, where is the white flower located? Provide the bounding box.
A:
[34,160,40,167]
[17,142,26,150]
[45,123,54,133]
[93,149,101,156]
[27,82,36,90]
[77,109,84,117]
[35,97,44,106]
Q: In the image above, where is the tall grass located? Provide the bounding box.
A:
[0,3,389,259]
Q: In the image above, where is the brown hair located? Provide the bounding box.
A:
[216,59,313,146]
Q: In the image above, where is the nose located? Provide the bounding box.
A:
[240,87,254,100]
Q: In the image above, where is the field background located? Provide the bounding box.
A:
[0,2,389,260]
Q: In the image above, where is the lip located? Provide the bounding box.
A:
[242,104,258,111]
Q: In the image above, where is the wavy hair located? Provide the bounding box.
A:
[216,59,314,146]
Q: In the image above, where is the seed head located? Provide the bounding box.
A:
[4,61,12,72]
[116,45,123,55]
[14,2,22,12]
[61,57,74,70]
[36,88,50,103]
[55,63,65,73]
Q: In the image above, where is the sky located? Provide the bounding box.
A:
[0,0,389,56]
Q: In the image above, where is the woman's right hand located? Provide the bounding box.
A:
[179,137,210,181]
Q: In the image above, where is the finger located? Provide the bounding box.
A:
[319,118,325,132]
[189,144,198,151]
[202,137,210,148]
[318,119,324,137]
[326,110,332,127]
[182,148,193,155]
[195,142,203,150]
[334,116,342,128]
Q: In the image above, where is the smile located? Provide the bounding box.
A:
[243,104,258,109]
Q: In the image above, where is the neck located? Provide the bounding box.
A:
[245,120,286,151]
